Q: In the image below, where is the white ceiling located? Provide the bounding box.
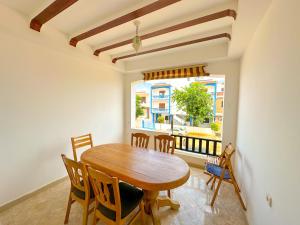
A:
[0,0,49,16]
[0,0,250,62]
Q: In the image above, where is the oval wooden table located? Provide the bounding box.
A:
[81,143,190,225]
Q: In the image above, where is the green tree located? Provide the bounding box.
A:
[157,115,165,124]
[172,83,213,126]
[210,122,219,132]
[136,95,144,118]
[157,115,165,130]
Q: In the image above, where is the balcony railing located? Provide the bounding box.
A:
[172,134,222,156]
[152,95,169,99]
[151,108,170,113]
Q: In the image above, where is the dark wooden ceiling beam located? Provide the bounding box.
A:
[69,0,181,47]
[30,0,78,32]
[112,33,231,63]
[94,9,236,56]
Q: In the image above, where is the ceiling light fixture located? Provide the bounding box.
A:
[132,20,142,52]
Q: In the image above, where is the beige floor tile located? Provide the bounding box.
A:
[0,168,248,225]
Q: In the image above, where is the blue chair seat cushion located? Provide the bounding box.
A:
[206,163,231,180]
[97,182,143,221]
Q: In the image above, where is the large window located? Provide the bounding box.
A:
[132,76,225,141]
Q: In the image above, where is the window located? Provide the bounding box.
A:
[159,90,165,96]
[159,103,165,109]
[132,76,225,140]
[141,97,146,103]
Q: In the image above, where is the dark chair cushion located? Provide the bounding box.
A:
[206,163,231,179]
[97,182,144,221]
[72,180,95,199]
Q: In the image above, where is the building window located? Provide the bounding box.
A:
[159,90,165,96]
[141,97,146,103]
[159,103,165,109]
[132,77,225,141]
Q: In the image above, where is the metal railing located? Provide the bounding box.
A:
[151,108,170,113]
[152,94,169,99]
[172,134,222,156]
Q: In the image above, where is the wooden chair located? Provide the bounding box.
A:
[61,154,94,225]
[154,134,175,198]
[71,133,93,161]
[204,144,246,210]
[131,133,150,149]
[87,167,145,225]
[154,134,175,154]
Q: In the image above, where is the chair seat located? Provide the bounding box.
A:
[206,163,231,180]
[72,181,95,200]
[97,182,144,221]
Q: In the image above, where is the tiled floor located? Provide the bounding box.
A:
[0,168,248,225]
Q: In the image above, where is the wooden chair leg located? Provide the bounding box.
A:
[227,168,246,210]
[64,192,72,224]
[92,214,98,225]
[139,201,145,225]
[167,190,171,198]
[231,175,241,192]
[82,205,89,225]
[211,177,217,190]
[211,177,223,207]
[231,179,246,210]
[206,175,214,185]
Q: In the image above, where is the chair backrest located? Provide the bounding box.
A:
[154,135,175,154]
[71,133,93,161]
[218,143,235,168]
[87,167,121,221]
[131,133,150,149]
[61,154,90,194]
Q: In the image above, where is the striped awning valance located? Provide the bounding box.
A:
[143,64,209,81]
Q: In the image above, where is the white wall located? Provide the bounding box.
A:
[236,0,300,225]
[123,59,240,166]
[0,5,124,206]
[125,42,228,72]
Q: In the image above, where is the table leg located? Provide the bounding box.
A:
[143,190,160,225]
[157,195,180,210]
[143,190,181,225]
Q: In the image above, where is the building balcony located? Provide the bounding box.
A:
[152,94,169,100]
[151,108,170,113]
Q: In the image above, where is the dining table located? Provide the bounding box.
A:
[81,143,190,225]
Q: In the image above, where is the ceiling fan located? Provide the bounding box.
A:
[132,20,142,52]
